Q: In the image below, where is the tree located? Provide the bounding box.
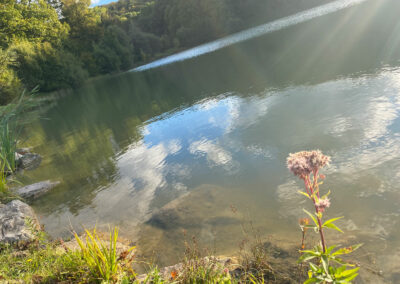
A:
[93,25,134,73]
[0,0,69,48]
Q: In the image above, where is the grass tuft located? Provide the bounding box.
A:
[74,227,136,282]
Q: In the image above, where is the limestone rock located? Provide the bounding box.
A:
[16,180,60,200]
[0,200,40,244]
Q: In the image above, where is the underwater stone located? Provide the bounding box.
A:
[16,180,60,200]
[17,152,42,170]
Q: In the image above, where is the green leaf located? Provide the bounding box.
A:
[344,272,359,282]
[321,255,329,276]
[326,245,337,254]
[303,209,319,228]
[334,265,347,276]
[309,262,319,272]
[321,190,331,199]
[298,252,318,263]
[323,216,344,226]
[323,222,343,233]
[298,190,311,199]
[304,278,320,284]
[340,267,360,278]
[332,244,363,256]
[301,249,321,256]
[330,256,347,265]
[303,224,317,228]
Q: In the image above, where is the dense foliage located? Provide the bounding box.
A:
[0,0,332,104]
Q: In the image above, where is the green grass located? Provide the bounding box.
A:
[74,227,136,283]
[176,242,233,283]
[0,241,86,282]
[0,89,39,202]
[0,227,137,283]
[0,121,17,173]
[0,227,293,284]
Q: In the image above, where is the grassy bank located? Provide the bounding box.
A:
[0,226,301,283]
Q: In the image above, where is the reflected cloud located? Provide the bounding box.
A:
[189,139,238,172]
[246,144,273,159]
[167,164,192,179]
[276,180,306,218]
[166,139,182,155]
[326,116,353,136]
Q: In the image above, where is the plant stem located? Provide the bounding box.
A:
[300,230,306,250]
[316,214,326,253]
[305,173,327,253]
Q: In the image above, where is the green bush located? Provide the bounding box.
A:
[12,41,88,92]
[93,25,134,74]
[0,48,21,105]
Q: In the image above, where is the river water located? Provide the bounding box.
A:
[20,0,400,282]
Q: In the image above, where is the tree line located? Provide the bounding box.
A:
[0,0,332,105]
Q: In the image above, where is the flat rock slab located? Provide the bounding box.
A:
[0,200,40,244]
[17,180,60,200]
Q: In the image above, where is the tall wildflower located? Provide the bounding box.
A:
[287,150,361,283]
[287,150,330,252]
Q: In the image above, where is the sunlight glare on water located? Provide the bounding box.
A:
[132,0,369,71]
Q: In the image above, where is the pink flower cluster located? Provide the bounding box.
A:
[287,150,330,178]
[315,198,331,212]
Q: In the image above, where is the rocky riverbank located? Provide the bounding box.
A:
[0,148,303,283]
[0,149,385,283]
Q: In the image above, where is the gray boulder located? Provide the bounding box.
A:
[16,180,60,200]
[0,200,40,244]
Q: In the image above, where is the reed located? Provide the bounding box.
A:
[0,89,38,173]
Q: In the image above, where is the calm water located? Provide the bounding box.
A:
[20,0,400,282]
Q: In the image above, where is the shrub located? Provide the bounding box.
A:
[12,41,88,92]
[0,48,21,105]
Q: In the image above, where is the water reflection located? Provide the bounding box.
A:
[26,67,400,281]
[18,0,400,281]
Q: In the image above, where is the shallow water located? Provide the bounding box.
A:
[20,0,400,282]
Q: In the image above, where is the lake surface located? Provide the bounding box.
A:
[20,0,400,282]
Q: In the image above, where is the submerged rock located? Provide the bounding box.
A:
[0,200,40,244]
[16,152,42,170]
[146,185,241,230]
[16,180,60,200]
[16,148,32,155]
